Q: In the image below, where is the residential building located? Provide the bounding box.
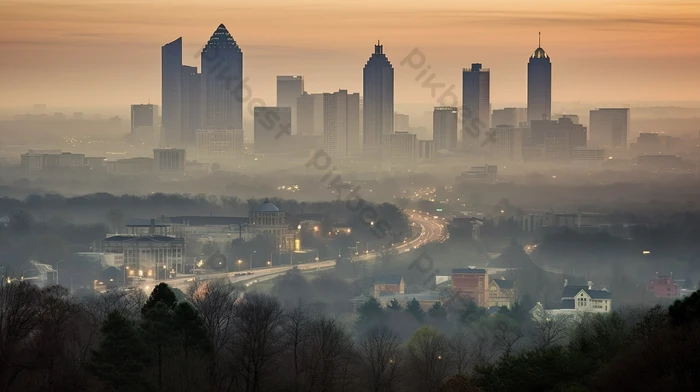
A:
[363,42,394,159]
[395,112,410,131]
[488,125,524,161]
[433,106,458,152]
[323,90,361,158]
[195,129,244,162]
[648,273,680,299]
[462,63,490,150]
[101,235,185,275]
[452,267,489,307]
[589,108,630,150]
[254,107,292,154]
[487,278,516,309]
[527,34,552,122]
[492,107,527,128]
[381,131,417,171]
[373,275,405,298]
[200,24,243,131]
[277,76,304,135]
[153,148,186,175]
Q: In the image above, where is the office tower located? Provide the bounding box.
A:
[528,33,552,123]
[131,104,160,146]
[492,107,527,127]
[323,90,360,158]
[529,117,587,160]
[162,38,183,145]
[560,114,579,124]
[589,108,630,150]
[180,65,200,144]
[153,148,186,174]
[277,76,304,135]
[432,107,458,152]
[462,63,490,150]
[201,24,243,131]
[363,41,394,158]
[382,131,417,171]
[195,129,244,161]
[395,112,410,131]
[489,126,524,161]
[254,107,291,154]
[297,92,324,136]
[418,140,435,163]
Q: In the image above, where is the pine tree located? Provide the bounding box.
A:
[88,311,151,392]
[406,298,426,322]
[428,302,447,320]
[357,297,385,328]
[142,282,178,316]
[387,298,402,311]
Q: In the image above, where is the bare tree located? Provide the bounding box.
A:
[404,326,450,392]
[530,308,572,349]
[358,325,403,392]
[492,315,524,358]
[446,330,471,376]
[281,300,313,390]
[297,316,356,391]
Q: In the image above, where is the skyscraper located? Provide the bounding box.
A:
[527,33,552,123]
[201,24,243,131]
[589,108,630,150]
[322,90,360,158]
[131,104,159,146]
[363,42,394,159]
[277,76,304,135]
[161,38,182,146]
[492,107,527,128]
[462,63,490,150]
[180,65,200,145]
[433,107,458,152]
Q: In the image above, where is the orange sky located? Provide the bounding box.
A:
[0,0,698,109]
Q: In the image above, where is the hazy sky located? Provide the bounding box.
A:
[1,0,698,110]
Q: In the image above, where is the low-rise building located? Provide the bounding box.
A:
[451,267,489,307]
[373,274,405,298]
[100,235,185,276]
[487,278,516,308]
[647,273,680,299]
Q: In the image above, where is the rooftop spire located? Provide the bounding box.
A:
[374,40,383,55]
[538,31,541,47]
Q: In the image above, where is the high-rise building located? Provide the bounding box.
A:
[296,92,324,136]
[363,42,394,159]
[254,107,292,154]
[527,33,552,123]
[432,107,458,152]
[162,38,183,145]
[462,63,490,150]
[153,148,186,174]
[201,24,243,131]
[418,140,435,163]
[277,76,304,135]
[130,104,160,146]
[323,90,360,158]
[395,112,410,131]
[382,131,417,171]
[492,107,527,128]
[589,108,630,150]
[529,117,587,160]
[489,126,524,161]
[195,129,244,162]
[181,65,200,144]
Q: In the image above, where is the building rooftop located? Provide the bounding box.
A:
[103,235,183,243]
[255,198,280,212]
[374,274,403,285]
[492,279,514,290]
[169,216,249,226]
[452,268,487,274]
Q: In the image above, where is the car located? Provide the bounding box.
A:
[247,272,254,275]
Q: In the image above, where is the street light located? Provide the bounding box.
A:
[237,259,243,271]
[249,251,256,270]
[20,268,36,281]
[267,261,271,266]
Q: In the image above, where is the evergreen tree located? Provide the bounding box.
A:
[88,311,150,392]
[406,298,426,322]
[428,302,447,320]
[174,302,212,357]
[683,277,694,290]
[142,302,175,391]
[357,297,385,328]
[387,298,402,311]
[142,282,178,316]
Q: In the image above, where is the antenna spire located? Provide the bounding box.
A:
[538,31,541,47]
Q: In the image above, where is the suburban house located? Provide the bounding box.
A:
[373,274,405,298]
[487,277,516,309]
[647,273,680,299]
[452,267,489,307]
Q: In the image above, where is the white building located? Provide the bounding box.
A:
[322,90,360,158]
[195,129,244,162]
[20,150,85,171]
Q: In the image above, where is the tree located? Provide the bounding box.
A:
[683,277,694,290]
[387,298,402,311]
[142,282,178,316]
[446,330,472,376]
[88,311,150,392]
[8,210,34,232]
[142,301,175,390]
[406,298,426,322]
[669,290,700,326]
[428,302,447,320]
[358,325,403,392]
[531,308,572,349]
[106,208,124,233]
[405,326,450,392]
[357,297,385,329]
[491,315,524,358]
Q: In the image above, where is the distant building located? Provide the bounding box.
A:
[161,37,183,145]
[20,150,85,171]
[433,106,458,152]
[559,114,579,124]
[452,267,489,307]
[492,107,527,128]
[106,157,154,175]
[559,281,612,313]
[527,35,552,122]
[254,107,291,154]
[488,125,524,161]
[571,148,605,163]
[373,274,405,298]
[462,63,490,150]
[417,140,435,163]
[195,129,244,162]
[648,273,680,299]
[101,235,185,275]
[394,112,410,131]
[457,164,497,183]
[589,108,630,150]
[153,148,186,175]
[382,131,417,171]
[487,278,516,309]
[323,90,361,158]
[637,154,691,171]
[529,117,587,160]
[297,92,324,136]
[277,76,304,135]
[130,104,160,146]
[363,42,394,160]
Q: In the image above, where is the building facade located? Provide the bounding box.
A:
[201,24,243,131]
[589,108,630,150]
[102,235,185,276]
[195,129,244,162]
[254,107,292,154]
[452,268,489,307]
[433,106,458,152]
[492,107,527,128]
[322,90,360,158]
[527,36,552,123]
[462,63,490,150]
[382,131,417,171]
[131,104,160,147]
[489,126,524,161]
[162,38,183,145]
[153,148,186,175]
[277,76,304,135]
[363,42,394,160]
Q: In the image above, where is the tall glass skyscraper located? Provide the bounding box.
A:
[201,24,243,130]
[527,33,552,123]
[462,63,490,150]
[161,38,183,146]
[362,42,394,159]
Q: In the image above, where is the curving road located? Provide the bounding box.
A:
[136,209,447,292]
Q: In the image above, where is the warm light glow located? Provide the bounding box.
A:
[294,239,301,251]
[642,250,651,255]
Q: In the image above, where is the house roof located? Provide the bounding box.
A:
[492,279,514,289]
[560,299,575,309]
[374,274,403,285]
[103,235,184,243]
[452,268,486,274]
[125,218,171,227]
[583,289,612,300]
[168,216,248,226]
[562,285,589,298]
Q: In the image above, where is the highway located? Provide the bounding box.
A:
[136,208,447,292]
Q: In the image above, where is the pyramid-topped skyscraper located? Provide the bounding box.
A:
[201,24,244,130]
[527,32,552,122]
[363,41,394,161]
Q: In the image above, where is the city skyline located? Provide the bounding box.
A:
[1,1,699,108]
